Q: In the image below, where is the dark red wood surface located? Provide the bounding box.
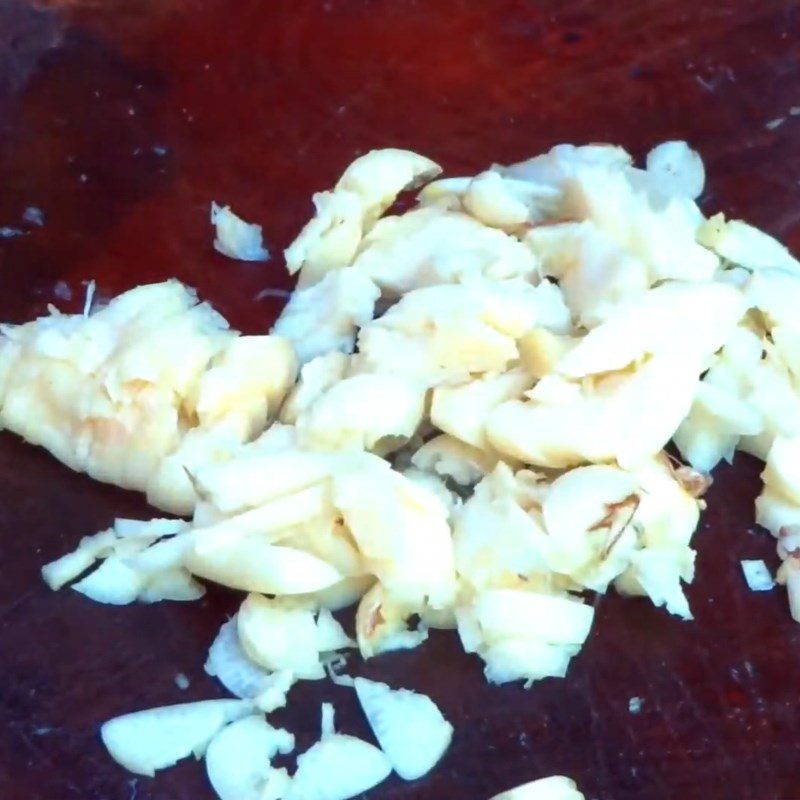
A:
[2,2,800,798]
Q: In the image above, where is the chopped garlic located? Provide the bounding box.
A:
[488,775,585,800]
[285,703,391,800]
[741,560,775,592]
[205,715,293,800]
[354,677,452,780]
[210,202,269,261]
[101,699,252,776]
[25,141,800,798]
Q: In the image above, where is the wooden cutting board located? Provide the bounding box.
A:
[1,1,800,798]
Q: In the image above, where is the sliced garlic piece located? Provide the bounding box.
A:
[210,202,269,262]
[205,714,294,800]
[285,704,391,800]
[488,775,585,800]
[336,148,441,229]
[473,590,594,647]
[645,140,705,199]
[354,677,453,780]
[186,539,343,596]
[237,594,326,680]
[100,698,251,777]
[204,616,283,700]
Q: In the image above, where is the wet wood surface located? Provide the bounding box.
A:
[1,1,800,798]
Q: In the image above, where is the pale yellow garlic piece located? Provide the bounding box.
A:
[461,170,560,229]
[272,267,380,365]
[355,279,569,385]
[336,148,441,229]
[431,369,531,450]
[296,373,426,454]
[699,214,800,273]
[185,537,343,596]
[237,594,347,680]
[488,775,585,800]
[542,464,639,590]
[487,351,702,469]
[411,433,498,486]
[561,164,718,282]
[0,280,291,515]
[453,463,550,592]
[517,328,575,379]
[355,582,428,659]
[193,449,334,515]
[284,189,364,284]
[333,456,456,610]
[280,353,349,424]
[556,281,744,380]
[351,207,540,296]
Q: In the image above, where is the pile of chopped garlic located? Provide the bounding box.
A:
[0,141,795,799]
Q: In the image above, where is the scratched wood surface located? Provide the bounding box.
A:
[1,1,800,798]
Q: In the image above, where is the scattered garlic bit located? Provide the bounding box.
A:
[778,555,800,623]
[351,207,541,296]
[410,433,498,486]
[82,279,96,317]
[454,454,701,623]
[354,677,452,780]
[335,148,441,230]
[488,775,585,800]
[205,615,294,704]
[174,673,190,690]
[295,372,426,454]
[498,142,716,283]
[285,703,392,800]
[453,464,551,594]
[645,140,705,200]
[754,437,800,615]
[431,368,532,450]
[205,715,294,800]
[236,594,353,680]
[285,149,441,286]
[678,267,800,472]
[210,202,269,262]
[284,190,364,284]
[280,352,349,424]
[0,280,296,515]
[333,457,456,611]
[459,588,595,684]
[354,278,570,386]
[272,268,379,365]
[741,560,775,592]
[100,698,252,777]
[698,214,800,273]
[42,517,202,605]
[355,581,430,659]
[186,538,344,596]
